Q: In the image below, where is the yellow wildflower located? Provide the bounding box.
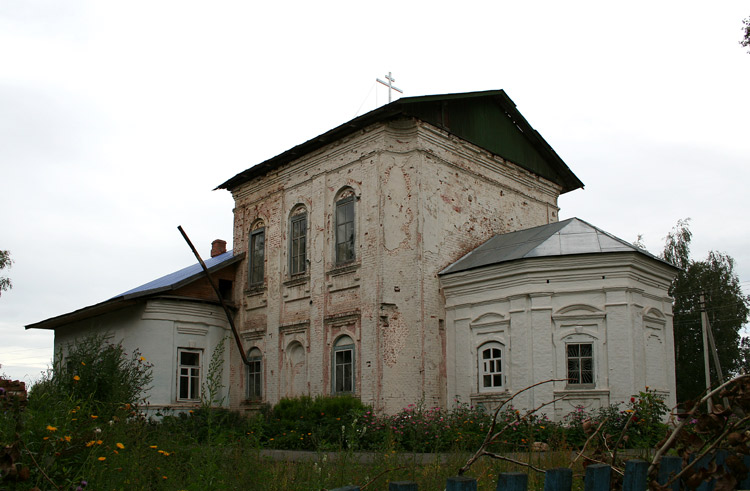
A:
[98,457,106,461]
[43,437,49,441]
[86,441,96,447]
[162,476,168,480]
[46,425,57,432]
[140,356,145,361]
[149,445,158,449]
[116,442,125,449]
[96,440,103,445]
[64,435,71,442]
[73,375,80,381]
[81,362,86,366]
[91,415,98,419]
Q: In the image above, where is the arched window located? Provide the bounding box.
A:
[335,189,355,264]
[478,342,504,392]
[289,206,307,275]
[248,220,265,286]
[246,348,262,400]
[332,335,355,394]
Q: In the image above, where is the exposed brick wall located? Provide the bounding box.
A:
[226,118,561,413]
[171,265,238,302]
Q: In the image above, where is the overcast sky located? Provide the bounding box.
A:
[2,1,749,384]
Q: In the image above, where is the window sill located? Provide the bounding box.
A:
[327,262,361,277]
[244,285,266,296]
[283,275,310,287]
[554,387,609,396]
[241,398,264,405]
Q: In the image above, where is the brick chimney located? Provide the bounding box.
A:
[210,239,227,258]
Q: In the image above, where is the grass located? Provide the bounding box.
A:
[0,336,670,489]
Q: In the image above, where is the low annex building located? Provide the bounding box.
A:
[28,90,678,418]
[27,241,240,412]
[440,218,677,417]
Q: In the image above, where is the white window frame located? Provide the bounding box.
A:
[177,348,202,401]
[478,342,504,392]
[246,348,263,400]
[332,335,355,394]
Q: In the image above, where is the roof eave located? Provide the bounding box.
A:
[26,252,245,331]
[216,90,583,193]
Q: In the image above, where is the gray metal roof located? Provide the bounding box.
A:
[440,218,671,275]
[26,251,242,330]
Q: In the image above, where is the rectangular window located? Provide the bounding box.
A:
[247,355,262,400]
[567,343,594,386]
[177,349,201,401]
[335,197,355,264]
[333,346,354,393]
[249,228,265,286]
[290,214,307,275]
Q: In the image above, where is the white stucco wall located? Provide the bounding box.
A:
[441,253,678,421]
[53,298,231,413]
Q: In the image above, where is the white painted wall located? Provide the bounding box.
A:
[53,298,231,413]
[441,253,677,421]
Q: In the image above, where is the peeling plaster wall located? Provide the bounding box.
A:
[441,254,678,421]
[228,118,562,413]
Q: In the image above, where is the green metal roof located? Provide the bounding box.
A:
[217,90,583,193]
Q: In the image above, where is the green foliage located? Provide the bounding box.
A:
[0,334,153,488]
[263,395,371,450]
[561,389,669,450]
[662,220,750,403]
[0,249,12,297]
[32,334,153,420]
[2,383,675,489]
[201,337,227,409]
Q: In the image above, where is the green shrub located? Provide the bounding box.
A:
[31,334,153,420]
[0,334,153,489]
[264,395,371,450]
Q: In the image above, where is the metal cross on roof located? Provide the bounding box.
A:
[376,72,403,103]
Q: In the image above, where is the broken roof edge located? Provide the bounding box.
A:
[25,251,244,331]
[439,217,677,276]
[216,89,583,194]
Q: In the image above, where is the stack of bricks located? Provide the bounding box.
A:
[0,379,27,409]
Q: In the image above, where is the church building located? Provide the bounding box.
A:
[29,90,678,418]
[217,90,678,415]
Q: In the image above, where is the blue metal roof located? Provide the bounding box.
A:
[115,250,237,299]
[27,250,241,330]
